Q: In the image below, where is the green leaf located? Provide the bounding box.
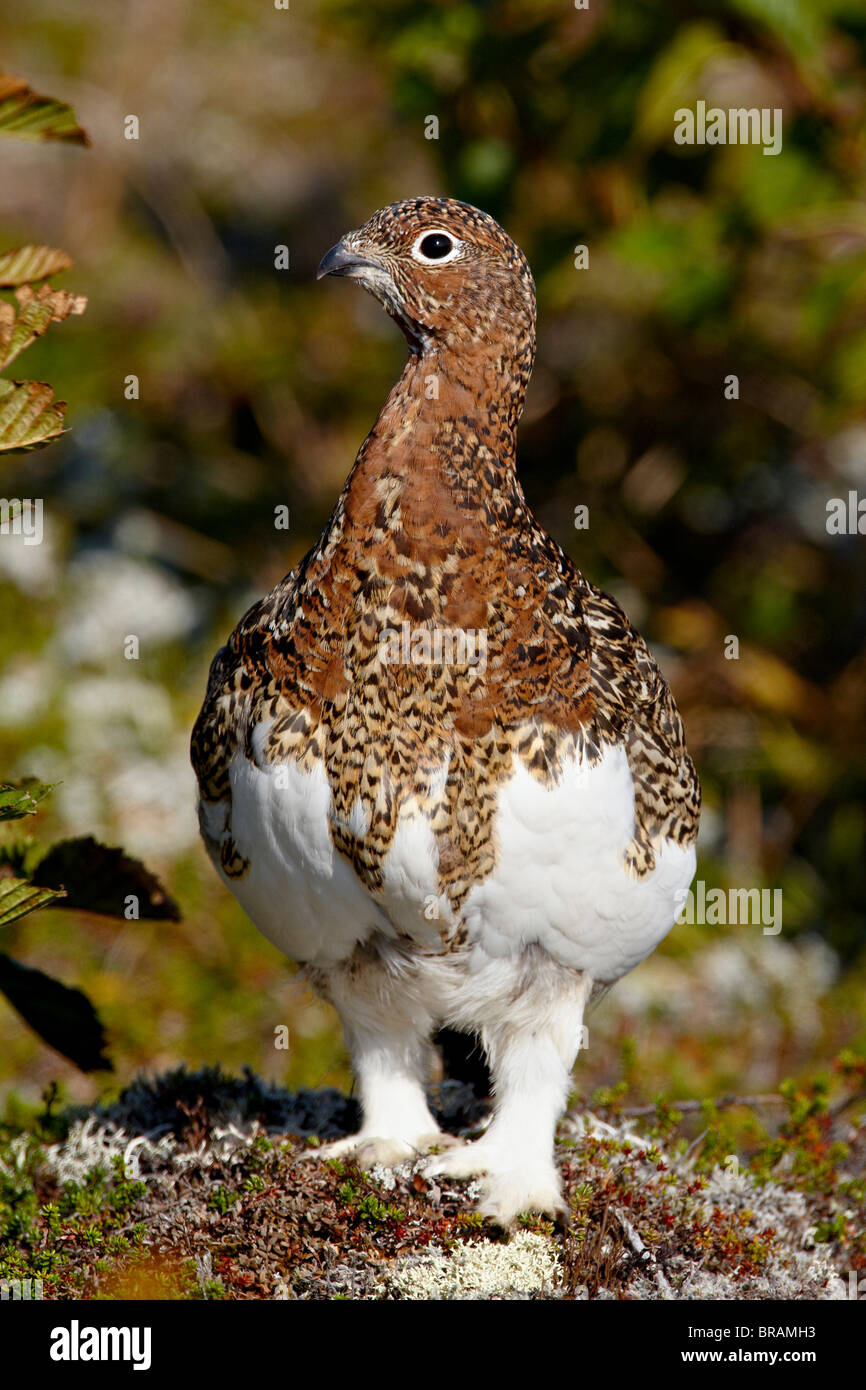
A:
[0,779,53,821]
[0,876,65,927]
[0,379,68,452]
[0,72,90,145]
[0,953,111,1071]
[32,836,181,920]
[0,245,73,287]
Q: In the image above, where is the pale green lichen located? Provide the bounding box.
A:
[382,1230,560,1301]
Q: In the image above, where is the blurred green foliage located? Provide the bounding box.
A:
[0,0,864,1110]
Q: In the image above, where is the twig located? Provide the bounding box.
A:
[608,1093,789,1118]
[614,1206,673,1300]
[828,1088,866,1121]
[681,1128,709,1165]
[598,1088,866,1123]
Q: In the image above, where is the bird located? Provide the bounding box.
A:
[191,196,700,1227]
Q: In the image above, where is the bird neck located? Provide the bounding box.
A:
[336,347,533,566]
[347,341,530,499]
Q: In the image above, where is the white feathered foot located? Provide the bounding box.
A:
[425,967,593,1228]
[298,1129,459,1167]
[296,966,459,1169]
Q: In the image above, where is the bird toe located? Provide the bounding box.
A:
[298,1130,457,1168]
[424,1141,567,1228]
[477,1170,568,1230]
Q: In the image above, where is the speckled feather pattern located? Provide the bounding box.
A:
[191,197,699,945]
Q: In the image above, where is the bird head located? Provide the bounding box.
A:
[316,196,536,363]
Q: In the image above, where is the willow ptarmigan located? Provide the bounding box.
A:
[191,196,700,1226]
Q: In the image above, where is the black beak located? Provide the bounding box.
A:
[316,239,380,280]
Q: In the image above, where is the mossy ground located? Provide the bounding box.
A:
[1,1061,862,1300]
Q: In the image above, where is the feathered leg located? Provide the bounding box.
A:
[426,956,592,1226]
[297,946,456,1165]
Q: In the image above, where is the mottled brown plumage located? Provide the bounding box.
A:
[192,197,698,924]
[191,197,700,1223]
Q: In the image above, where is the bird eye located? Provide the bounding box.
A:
[419,234,452,259]
[411,229,460,264]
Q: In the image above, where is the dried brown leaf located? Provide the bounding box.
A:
[0,283,87,371]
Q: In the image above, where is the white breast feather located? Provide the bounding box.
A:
[212,725,693,979]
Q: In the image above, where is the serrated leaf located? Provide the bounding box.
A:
[0,72,90,145]
[0,378,67,451]
[0,779,53,821]
[0,245,73,287]
[0,876,65,927]
[0,952,111,1071]
[32,836,181,921]
[0,284,87,370]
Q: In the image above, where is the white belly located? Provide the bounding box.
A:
[460,748,695,982]
[203,732,695,981]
